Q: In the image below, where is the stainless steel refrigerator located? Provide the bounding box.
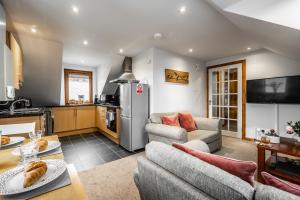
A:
[119,83,149,151]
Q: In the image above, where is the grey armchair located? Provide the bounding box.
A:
[145,112,222,152]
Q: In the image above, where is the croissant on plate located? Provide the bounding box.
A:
[1,136,10,145]
[23,161,47,188]
[35,138,48,152]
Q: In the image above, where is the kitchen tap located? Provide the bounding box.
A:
[9,99,30,114]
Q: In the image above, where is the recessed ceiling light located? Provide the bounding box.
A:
[83,40,88,45]
[189,48,193,53]
[0,21,6,26]
[247,47,252,50]
[81,59,85,63]
[72,5,79,14]
[153,33,163,40]
[31,26,37,33]
[179,6,186,14]
[119,49,124,53]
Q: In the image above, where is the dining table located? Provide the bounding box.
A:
[0,135,88,200]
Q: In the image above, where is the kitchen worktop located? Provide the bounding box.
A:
[96,103,120,108]
[0,109,45,118]
[48,104,96,108]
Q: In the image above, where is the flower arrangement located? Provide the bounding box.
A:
[264,129,279,137]
[286,121,300,137]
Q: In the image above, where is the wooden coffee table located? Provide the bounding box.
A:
[257,137,300,184]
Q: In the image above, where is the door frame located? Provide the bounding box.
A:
[206,60,248,140]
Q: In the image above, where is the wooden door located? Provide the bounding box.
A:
[96,106,107,130]
[208,63,243,138]
[52,107,76,133]
[75,106,96,129]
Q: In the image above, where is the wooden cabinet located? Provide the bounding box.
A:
[0,115,44,132]
[52,107,76,133]
[9,32,23,89]
[76,106,96,129]
[51,106,96,135]
[96,106,106,130]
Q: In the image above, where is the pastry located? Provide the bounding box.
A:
[1,136,10,145]
[35,138,48,152]
[23,161,47,188]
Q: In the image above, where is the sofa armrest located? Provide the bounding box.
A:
[145,123,187,141]
[194,117,221,132]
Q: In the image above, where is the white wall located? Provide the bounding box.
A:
[16,34,63,106]
[133,48,154,112]
[60,63,98,105]
[133,48,206,116]
[0,5,6,101]
[206,49,300,138]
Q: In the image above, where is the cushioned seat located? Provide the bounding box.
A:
[188,130,220,144]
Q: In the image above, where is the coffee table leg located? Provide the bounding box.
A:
[257,147,265,183]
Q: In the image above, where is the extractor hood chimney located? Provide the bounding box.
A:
[110,57,138,83]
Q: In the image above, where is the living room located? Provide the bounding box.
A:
[0,0,300,200]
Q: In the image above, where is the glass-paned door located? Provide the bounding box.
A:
[208,64,242,138]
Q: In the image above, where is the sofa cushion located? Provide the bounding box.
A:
[161,115,180,127]
[178,113,197,132]
[181,140,210,153]
[188,130,219,143]
[255,184,299,200]
[146,141,255,200]
[150,112,177,124]
[173,143,257,186]
[261,172,300,196]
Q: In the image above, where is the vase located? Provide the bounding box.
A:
[292,133,300,147]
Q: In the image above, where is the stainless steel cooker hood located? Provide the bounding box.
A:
[110,57,138,83]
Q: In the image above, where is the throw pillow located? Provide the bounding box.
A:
[161,115,180,127]
[178,113,197,132]
[173,143,257,186]
[261,172,300,196]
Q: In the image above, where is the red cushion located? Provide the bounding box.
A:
[161,115,180,127]
[173,143,257,186]
[178,113,197,132]
[261,172,300,196]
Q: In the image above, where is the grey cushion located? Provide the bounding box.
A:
[255,184,299,200]
[188,130,220,144]
[194,117,221,131]
[146,142,255,200]
[136,157,214,200]
[182,140,210,153]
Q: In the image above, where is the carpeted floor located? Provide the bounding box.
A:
[78,136,257,200]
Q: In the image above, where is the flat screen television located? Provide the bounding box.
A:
[247,75,300,104]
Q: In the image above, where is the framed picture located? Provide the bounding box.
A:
[165,69,189,84]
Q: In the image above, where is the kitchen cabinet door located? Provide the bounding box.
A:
[52,108,76,133]
[76,106,96,129]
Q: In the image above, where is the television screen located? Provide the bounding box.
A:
[247,75,300,104]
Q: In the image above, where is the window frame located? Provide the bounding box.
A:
[64,69,93,105]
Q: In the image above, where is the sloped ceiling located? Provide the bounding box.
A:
[207,0,300,61]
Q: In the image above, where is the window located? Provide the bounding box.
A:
[64,69,93,104]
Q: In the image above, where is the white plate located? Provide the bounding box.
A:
[0,159,66,195]
[12,141,61,156]
[1,137,25,148]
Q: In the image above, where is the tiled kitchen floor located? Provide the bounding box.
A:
[59,133,137,172]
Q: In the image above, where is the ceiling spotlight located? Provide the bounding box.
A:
[247,47,252,50]
[83,40,88,45]
[72,5,79,14]
[119,49,124,53]
[31,26,37,33]
[0,21,6,26]
[179,6,186,14]
[153,33,163,40]
[189,48,193,53]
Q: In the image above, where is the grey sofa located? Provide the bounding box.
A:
[134,142,299,200]
[145,112,222,152]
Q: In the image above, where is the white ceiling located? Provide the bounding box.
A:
[1,0,260,67]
